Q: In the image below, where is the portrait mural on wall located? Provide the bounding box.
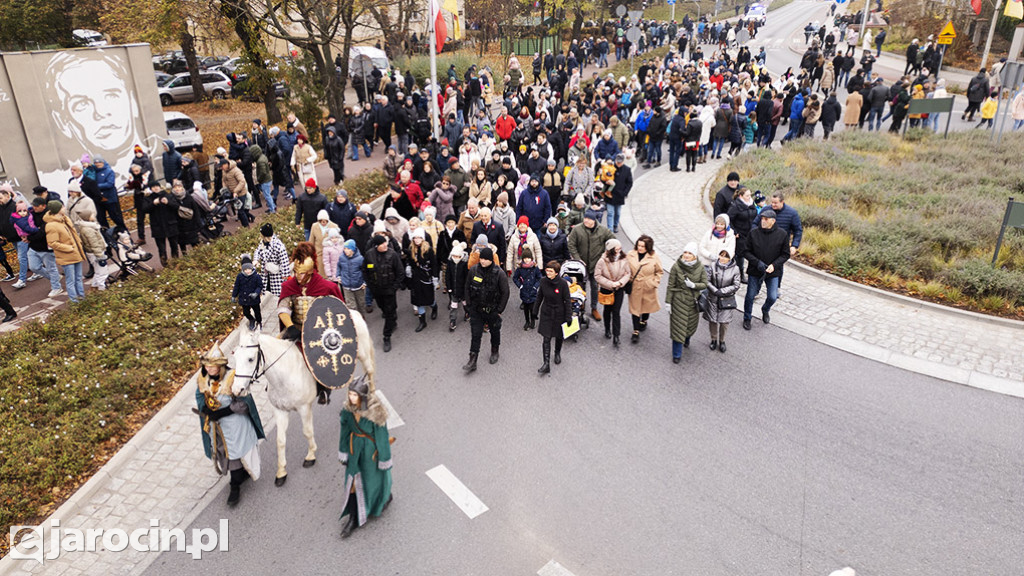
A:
[36,49,163,194]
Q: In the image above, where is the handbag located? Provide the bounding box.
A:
[597,288,615,306]
[177,205,194,220]
[696,289,709,314]
[623,261,643,295]
[718,294,737,310]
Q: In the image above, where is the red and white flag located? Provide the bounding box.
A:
[432,0,447,53]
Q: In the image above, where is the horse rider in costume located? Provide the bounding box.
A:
[338,375,393,538]
[195,341,265,506]
[277,241,343,404]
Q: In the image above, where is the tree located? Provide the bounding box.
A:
[100,0,215,102]
[228,0,359,117]
[217,0,283,124]
[0,0,79,49]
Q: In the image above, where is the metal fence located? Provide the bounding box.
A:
[500,35,562,56]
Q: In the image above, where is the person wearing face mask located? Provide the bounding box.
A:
[704,247,741,353]
[253,223,292,296]
[742,208,790,330]
[533,260,572,374]
[666,243,707,364]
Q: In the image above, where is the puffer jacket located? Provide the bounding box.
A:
[666,257,707,342]
[43,211,86,265]
[336,248,366,289]
[703,258,741,325]
[567,222,614,273]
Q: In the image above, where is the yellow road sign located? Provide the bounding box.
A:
[938,21,956,39]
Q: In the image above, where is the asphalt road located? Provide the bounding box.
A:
[144,280,1024,576]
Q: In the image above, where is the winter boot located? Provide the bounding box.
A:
[382,336,392,352]
[0,291,16,323]
[431,303,438,319]
[489,346,500,364]
[538,339,551,374]
[227,468,249,506]
[415,314,427,332]
[463,352,478,372]
[553,339,562,364]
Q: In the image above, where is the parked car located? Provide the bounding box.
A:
[73,29,107,47]
[158,71,232,105]
[154,72,175,87]
[231,74,290,101]
[164,112,203,152]
[200,55,230,70]
[215,57,243,75]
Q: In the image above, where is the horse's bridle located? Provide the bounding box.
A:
[235,339,291,394]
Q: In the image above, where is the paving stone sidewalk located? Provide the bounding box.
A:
[620,161,1024,398]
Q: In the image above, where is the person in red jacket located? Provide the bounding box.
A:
[495,106,517,142]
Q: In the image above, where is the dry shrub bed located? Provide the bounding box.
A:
[721,130,1024,317]
[0,170,384,554]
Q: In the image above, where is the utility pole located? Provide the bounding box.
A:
[859,0,871,46]
[429,0,441,140]
[981,0,1004,69]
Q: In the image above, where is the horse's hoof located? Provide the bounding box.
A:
[302,459,316,468]
[274,475,287,487]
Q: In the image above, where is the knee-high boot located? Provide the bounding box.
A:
[553,337,562,364]
[538,338,551,374]
[228,467,249,506]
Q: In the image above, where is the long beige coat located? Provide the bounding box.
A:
[626,249,664,316]
[310,221,340,277]
[844,92,863,126]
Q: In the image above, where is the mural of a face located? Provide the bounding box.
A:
[45,52,139,155]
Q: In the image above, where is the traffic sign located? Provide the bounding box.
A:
[626,27,643,43]
[667,0,675,4]
[937,21,956,45]
[628,10,644,22]
[615,4,627,17]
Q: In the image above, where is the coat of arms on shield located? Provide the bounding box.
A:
[301,296,359,389]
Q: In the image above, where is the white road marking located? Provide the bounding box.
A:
[374,390,404,429]
[425,464,489,519]
[538,560,578,576]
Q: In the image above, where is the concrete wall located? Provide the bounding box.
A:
[0,44,167,201]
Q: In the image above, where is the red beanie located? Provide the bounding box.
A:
[305,178,317,188]
[517,215,530,227]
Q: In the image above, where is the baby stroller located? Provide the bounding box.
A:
[200,189,235,241]
[559,259,590,341]
[103,227,154,281]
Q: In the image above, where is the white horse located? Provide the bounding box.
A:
[232,307,377,486]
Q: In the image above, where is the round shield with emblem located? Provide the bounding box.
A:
[301,296,359,389]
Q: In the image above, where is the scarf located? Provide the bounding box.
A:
[546,227,559,239]
[712,227,727,239]
[517,231,528,258]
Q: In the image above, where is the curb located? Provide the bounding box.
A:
[629,163,1023,398]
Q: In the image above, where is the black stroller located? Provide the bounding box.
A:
[199,189,235,242]
[103,227,154,281]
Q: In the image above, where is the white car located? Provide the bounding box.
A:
[747,4,767,25]
[157,71,232,105]
[164,112,203,152]
[73,29,108,47]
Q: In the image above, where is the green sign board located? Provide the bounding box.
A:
[1007,201,1024,229]
[906,97,955,115]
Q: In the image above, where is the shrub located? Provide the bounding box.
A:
[720,130,1024,315]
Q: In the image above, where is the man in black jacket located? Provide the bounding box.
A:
[607,154,632,233]
[374,96,395,148]
[742,209,790,330]
[363,235,404,352]
[713,172,741,217]
[294,182,328,240]
[462,247,509,372]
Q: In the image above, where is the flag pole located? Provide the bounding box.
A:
[981,0,1004,69]
[429,0,441,141]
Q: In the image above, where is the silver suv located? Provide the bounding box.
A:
[158,71,232,106]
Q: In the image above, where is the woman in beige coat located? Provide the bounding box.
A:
[844,90,863,128]
[309,209,340,277]
[594,238,632,348]
[626,234,664,344]
[507,216,543,272]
